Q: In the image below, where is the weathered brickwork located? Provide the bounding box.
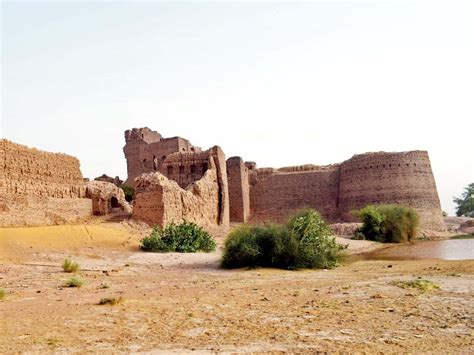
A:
[338,151,445,230]
[0,139,91,226]
[133,160,229,227]
[243,150,444,230]
[1,139,85,198]
[123,127,201,185]
[248,165,341,223]
[85,181,132,216]
[123,128,445,231]
[226,157,250,222]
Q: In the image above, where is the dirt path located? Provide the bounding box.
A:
[1,223,473,353]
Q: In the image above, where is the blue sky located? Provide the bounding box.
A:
[2,1,473,214]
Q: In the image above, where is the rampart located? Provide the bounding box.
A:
[123,128,445,231]
[0,139,91,226]
[248,165,341,223]
[338,151,445,230]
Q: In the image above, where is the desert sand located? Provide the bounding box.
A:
[1,222,473,353]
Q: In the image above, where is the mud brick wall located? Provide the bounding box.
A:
[249,167,341,223]
[132,146,229,227]
[226,156,250,222]
[0,139,91,226]
[0,139,85,198]
[123,127,201,185]
[338,151,445,230]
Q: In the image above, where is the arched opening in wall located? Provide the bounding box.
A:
[179,166,184,174]
[191,147,195,152]
[190,164,196,174]
[111,196,119,208]
[167,166,173,175]
[162,155,166,160]
[182,148,186,151]
[202,162,208,174]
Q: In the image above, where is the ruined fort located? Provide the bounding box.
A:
[123,127,445,231]
[0,128,445,231]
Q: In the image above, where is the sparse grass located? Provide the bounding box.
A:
[98,297,123,305]
[447,273,461,277]
[0,288,6,300]
[392,279,440,292]
[46,337,61,346]
[62,258,80,273]
[64,276,84,288]
[450,234,474,240]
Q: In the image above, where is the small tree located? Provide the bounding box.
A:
[453,183,474,217]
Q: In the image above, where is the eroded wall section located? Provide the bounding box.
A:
[0,139,91,226]
[132,146,229,227]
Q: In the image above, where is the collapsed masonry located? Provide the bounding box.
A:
[85,180,131,216]
[124,128,445,231]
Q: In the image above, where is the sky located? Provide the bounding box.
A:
[1,0,473,215]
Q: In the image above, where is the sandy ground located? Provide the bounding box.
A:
[1,222,473,353]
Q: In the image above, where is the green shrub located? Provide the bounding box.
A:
[120,184,134,202]
[0,288,6,300]
[356,204,419,243]
[140,221,216,253]
[221,209,346,270]
[62,258,80,273]
[64,276,84,288]
[287,209,347,269]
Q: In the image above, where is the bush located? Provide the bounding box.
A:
[64,276,84,288]
[120,184,134,202]
[356,204,419,243]
[221,209,346,270]
[140,221,216,253]
[0,288,6,300]
[62,258,80,273]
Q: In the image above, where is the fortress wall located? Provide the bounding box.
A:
[338,151,445,230]
[0,139,91,227]
[226,156,250,222]
[0,139,85,198]
[249,167,341,223]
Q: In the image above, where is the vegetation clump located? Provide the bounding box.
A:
[98,297,123,305]
[140,221,216,253]
[120,184,135,202]
[355,204,419,243]
[62,258,80,273]
[221,209,347,270]
[453,182,474,217]
[0,288,6,300]
[392,279,440,292]
[63,276,84,288]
